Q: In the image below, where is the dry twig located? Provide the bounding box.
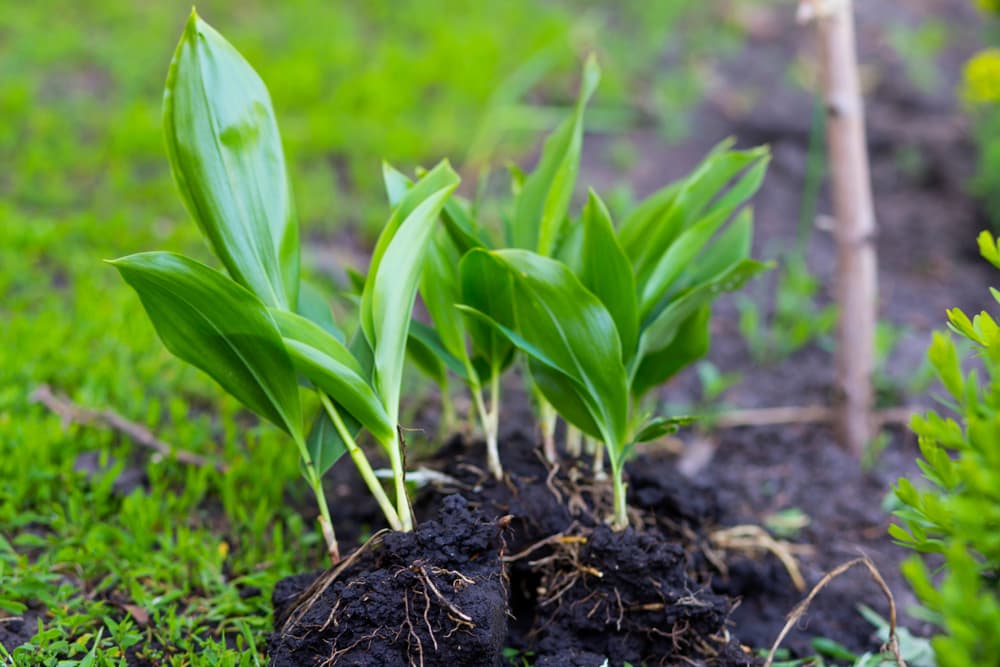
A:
[710,525,809,592]
[31,384,226,472]
[764,555,906,667]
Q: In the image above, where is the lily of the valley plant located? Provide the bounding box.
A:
[111,11,458,562]
[458,141,771,529]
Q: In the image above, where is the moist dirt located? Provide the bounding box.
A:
[268,495,509,667]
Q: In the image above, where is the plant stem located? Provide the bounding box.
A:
[439,376,457,440]
[487,371,502,476]
[288,430,339,563]
[539,398,557,463]
[610,462,628,531]
[319,394,402,531]
[387,429,414,531]
[565,424,582,458]
[472,379,503,479]
[591,438,606,480]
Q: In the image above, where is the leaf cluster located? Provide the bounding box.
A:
[891,231,1000,665]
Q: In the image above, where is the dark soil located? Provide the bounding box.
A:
[412,435,753,667]
[268,495,509,667]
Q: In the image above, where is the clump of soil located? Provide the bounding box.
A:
[418,434,753,666]
[268,495,509,667]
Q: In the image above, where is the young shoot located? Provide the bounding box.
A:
[110,11,458,562]
[458,146,771,528]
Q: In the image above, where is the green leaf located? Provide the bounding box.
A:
[361,161,459,422]
[296,280,343,342]
[409,321,470,382]
[678,207,753,289]
[109,251,302,439]
[270,309,395,444]
[634,415,697,443]
[632,306,711,398]
[420,231,470,365]
[978,230,1000,270]
[510,55,600,254]
[164,11,299,309]
[636,158,768,318]
[458,249,629,459]
[621,143,769,291]
[459,246,516,373]
[639,259,770,359]
[306,407,351,475]
[618,138,733,252]
[579,190,639,363]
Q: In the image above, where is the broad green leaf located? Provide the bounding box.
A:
[510,55,600,254]
[306,407,351,475]
[457,304,602,439]
[677,207,753,289]
[458,249,629,455]
[618,138,733,251]
[459,247,516,373]
[420,231,470,364]
[361,164,459,422]
[622,143,768,287]
[637,172,763,319]
[365,161,460,292]
[270,309,395,444]
[164,11,298,309]
[110,251,302,439]
[386,162,485,253]
[639,259,770,359]
[382,162,411,207]
[632,306,711,398]
[297,280,343,342]
[408,321,469,382]
[579,190,638,363]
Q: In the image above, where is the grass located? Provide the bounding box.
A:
[0,1,742,662]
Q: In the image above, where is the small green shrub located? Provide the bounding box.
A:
[891,231,1000,666]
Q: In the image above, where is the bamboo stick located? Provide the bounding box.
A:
[799,0,878,455]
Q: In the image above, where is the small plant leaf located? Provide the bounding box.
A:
[110,251,302,439]
[270,309,396,444]
[296,280,343,342]
[639,259,771,359]
[459,245,516,374]
[306,407,351,475]
[636,158,768,318]
[633,415,697,443]
[164,10,299,309]
[458,249,629,457]
[361,161,459,422]
[510,55,599,254]
[579,190,639,363]
[632,306,711,398]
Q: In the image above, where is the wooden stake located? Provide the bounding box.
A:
[799,0,878,455]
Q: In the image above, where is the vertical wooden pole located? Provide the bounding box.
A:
[799,0,877,455]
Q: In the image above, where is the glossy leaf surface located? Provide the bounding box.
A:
[458,249,628,453]
[110,251,302,438]
[579,190,638,363]
[361,162,459,422]
[164,11,298,309]
[270,309,395,444]
[510,56,599,254]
